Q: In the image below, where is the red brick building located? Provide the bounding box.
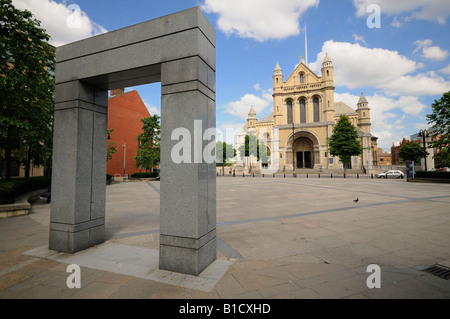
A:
[107,89,151,177]
[391,138,408,165]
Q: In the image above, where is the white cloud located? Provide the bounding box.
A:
[352,33,366,44]
[12,0,107,47]
[439,64,450,75]
[309,40,450,96]
[391,16,403,27]
[413,39,449,61]
[222,85,273,120]
[309,41,420,89]
[143,101,160,116]
[413,39,433,54]
[353,0,450,25]
[201,0,319,42]
[382,73,450,96]
[422,46,449,61]
[334,92,428,150]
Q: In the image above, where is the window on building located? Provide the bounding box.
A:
[363,112,366,117]
[287,100,293,124]
[300,98,306,123]
[276,78,278,84]
[326,70,329,77]
[313,97,320,122]
[300,73,304,84]
[280,153,283,158]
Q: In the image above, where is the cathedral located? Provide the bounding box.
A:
[235,54,378,173]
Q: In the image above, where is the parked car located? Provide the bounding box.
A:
[376,170,405,179]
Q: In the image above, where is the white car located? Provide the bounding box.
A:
[376,170,405,179]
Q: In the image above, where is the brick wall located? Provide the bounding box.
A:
[107,90,151,176]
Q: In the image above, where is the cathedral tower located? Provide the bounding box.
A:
[321,53,335,122]
[357,93,371,134]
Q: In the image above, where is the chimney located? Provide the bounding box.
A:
[110,88,125,97]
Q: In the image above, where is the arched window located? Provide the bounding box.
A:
[326,70,329,77]
[300,73,304,84]
[277,105,279,112]
[287,100,293,124]
[300,98,306,123]
[276,78,278,84]
[313,97,320,122]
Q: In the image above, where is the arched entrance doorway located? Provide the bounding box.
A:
[295,137,314,169]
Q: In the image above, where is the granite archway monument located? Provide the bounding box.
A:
[49,7,216,276]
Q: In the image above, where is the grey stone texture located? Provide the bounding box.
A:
[50,7,216,275]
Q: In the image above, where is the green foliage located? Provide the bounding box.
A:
[130,172,159,178]
[426,91,450,167]
[135,115,161,171]
[216,141,235,163]
[107,129,117,161]
[433,148,450,168]
[216,140,236,175]
[0,0,56,179]
[398,141,428,163]
[328,115,362,171]
[0,176,51,204]
[238,134,269,163]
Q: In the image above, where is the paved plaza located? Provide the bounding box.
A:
[0,176,449,299]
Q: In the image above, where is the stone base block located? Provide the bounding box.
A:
[49,224,104,254]
[159,232,216,276]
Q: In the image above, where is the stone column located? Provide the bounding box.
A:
[159,56,216,276]
[49,81,108,253]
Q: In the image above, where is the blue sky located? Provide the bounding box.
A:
[12,0,450,150]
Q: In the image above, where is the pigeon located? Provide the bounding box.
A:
[353,198,359,203]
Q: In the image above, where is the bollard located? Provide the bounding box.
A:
[318,173,320,178]
[273,174,275,178]
[344,173,346,179]
[284,173,285,178]
[243,173,245,177]
[357,173,359,179]
[253,173,254,177]
[331,173,333,179]
[307,173,308,178]
[371,173,373,179]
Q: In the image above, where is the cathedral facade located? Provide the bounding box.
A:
[236,54,378,173]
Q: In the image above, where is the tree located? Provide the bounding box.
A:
[398,141,428,164]
[107,129,117,161]
[426,90,450,167]
[0,0,55,179]
[135,115,161,172]
[328,115,363,174]
[216,141,236,175]
[238,134,270,172]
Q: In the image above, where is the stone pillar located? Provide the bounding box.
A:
[49,6,216,275]
[50,81,108,253]
[159,56,216,276]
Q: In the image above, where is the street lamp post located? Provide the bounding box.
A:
[292,105,296,177]
[123,136,127,177]
[418,129,428,171]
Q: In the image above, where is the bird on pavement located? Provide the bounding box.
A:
[353,198,359,203]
